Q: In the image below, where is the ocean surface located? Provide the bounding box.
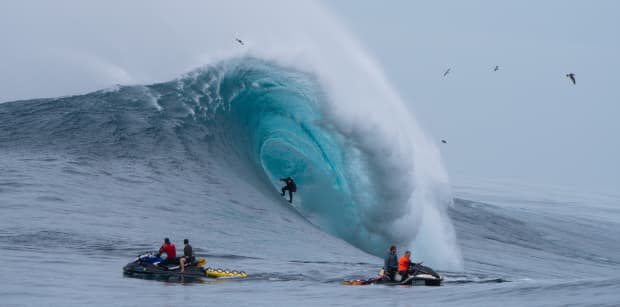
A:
[1,58,619,306]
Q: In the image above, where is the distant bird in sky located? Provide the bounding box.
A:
[494,65,499,72]
[443,68,451,77]
[235,38,244,45]
[566,73,576,85]
[441,139,447,144]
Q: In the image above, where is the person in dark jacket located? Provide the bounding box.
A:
[179,238,194,273]
[280,177,297,203]
[383,245,398,280]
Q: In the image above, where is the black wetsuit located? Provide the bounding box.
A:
[280,177,297,203]
[384,251,398,280]
[183,244,195,264]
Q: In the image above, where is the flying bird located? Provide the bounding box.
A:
[494,65,499,72]
[235,38,244,45]
[566,73,576,85]
[443,68,451,77]
[441,139,448,144]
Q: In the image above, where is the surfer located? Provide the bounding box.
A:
[383,245,398,280]
[494,65,499,71]
[443,68,451,77]
[280,177,297,203]
[179,238,195,273]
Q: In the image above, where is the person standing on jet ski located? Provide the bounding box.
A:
[280,177,297,203]
[158,238,177,265]
[398,250,412,280]
[384,245,398,280]
[179,238,195,273]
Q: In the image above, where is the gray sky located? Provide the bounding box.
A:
[1,0,618,192]
[325,0,620,192]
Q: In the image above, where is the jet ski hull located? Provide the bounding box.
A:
[343,274,443,286]
[122,252,208,278]
[343,264,443,286]
[123,262,207,278]
[123,253,248,281]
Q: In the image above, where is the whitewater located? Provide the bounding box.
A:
[1,1,620,306]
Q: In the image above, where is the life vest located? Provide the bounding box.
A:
[398,256,410,272]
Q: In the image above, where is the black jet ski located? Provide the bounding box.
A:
[123,252,248,281]
[123,252,208,278]
[343,263,443,286]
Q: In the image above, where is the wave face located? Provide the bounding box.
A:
[0,57,460,268]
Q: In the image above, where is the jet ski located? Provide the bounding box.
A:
[123,252,248,279]
[343,263,443,286]
[123,252,208,278]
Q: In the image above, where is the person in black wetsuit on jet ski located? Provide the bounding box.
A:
[383,245,398,280]
[280,177,297,203]
[179,239,195,273]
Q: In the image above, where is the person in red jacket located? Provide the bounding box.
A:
[158,238,177,265]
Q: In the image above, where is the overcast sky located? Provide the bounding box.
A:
[1,1,618,192]
[325,0,620,192]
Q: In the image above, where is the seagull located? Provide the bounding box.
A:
[443,68,451,77]
[235,38,244,45]
[441,140,447,144]
[494,65,499,72]
[566,73,576,85]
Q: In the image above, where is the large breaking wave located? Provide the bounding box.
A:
[0,0,462,269]
[0,57,461,269]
